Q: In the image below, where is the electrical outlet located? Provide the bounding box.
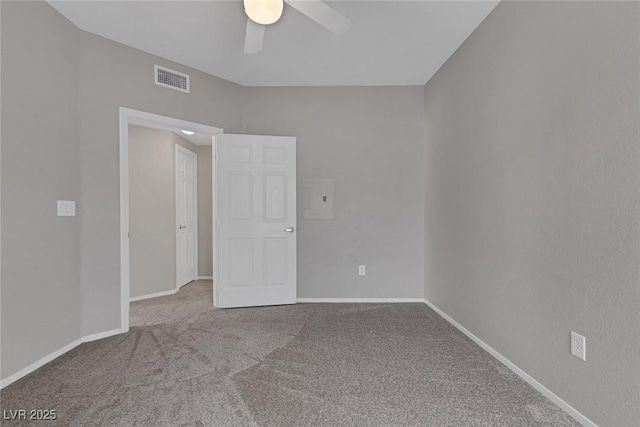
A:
[570,331,586,361]
[358,265,366,276]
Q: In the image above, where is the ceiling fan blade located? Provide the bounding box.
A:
[244,18,265,54]
[285,0,351,35]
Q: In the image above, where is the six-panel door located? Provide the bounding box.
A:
[215,134,296,308]
[176,146,197,287]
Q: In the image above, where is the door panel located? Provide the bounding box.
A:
[264,146,287,164]
[264,238,287,287]
[216,134,296,308]
[229,146,253,163]
[228,239,253,287]
[229,172,253,220]
[264,173,287,221]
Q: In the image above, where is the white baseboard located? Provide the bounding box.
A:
[297,297,425,303]
[129,288,178,302]
[130,279,209,303]
[82,328,123,343]
[0,326,126,390]
[0,339,82,389]
[423,299,597,427]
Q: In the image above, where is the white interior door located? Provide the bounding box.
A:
[215,134,296,308]
[176,145,197,287]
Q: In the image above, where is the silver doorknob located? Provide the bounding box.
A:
[284,227,295,233]
[179,225,186,230]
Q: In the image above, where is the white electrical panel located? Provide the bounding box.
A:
[57,200,76,217]
[303,178,334,219]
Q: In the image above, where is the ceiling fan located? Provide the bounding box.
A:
[243,0,352,54]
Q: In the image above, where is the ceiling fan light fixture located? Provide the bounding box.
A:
[244,0,284,25]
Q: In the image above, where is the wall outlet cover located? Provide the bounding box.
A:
[358,265,366,276]
[570,331,586,361]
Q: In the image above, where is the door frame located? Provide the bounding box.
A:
[175,144,198,288]
[119,107,222,332]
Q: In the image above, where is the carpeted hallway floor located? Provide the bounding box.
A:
[1,281,578,426]
[129,280,216,327]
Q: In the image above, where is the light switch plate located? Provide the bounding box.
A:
[57,200,76,217]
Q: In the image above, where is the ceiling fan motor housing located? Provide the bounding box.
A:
[244,0,284,25]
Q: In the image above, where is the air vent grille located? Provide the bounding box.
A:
[154,65,190,93]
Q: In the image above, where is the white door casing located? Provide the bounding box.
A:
[119,107,223,332]
[215,134,296,308]
[176,145,198,287]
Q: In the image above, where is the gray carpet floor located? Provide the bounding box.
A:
[1,281,578,426]
[129,280,215,327]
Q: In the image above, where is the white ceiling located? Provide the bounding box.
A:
[49,0,498,87]
[173,130,214,146]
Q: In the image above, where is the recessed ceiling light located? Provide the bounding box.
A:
[181,130,195,135]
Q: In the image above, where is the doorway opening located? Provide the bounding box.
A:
[119,108,222,331]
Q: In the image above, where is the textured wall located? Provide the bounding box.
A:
[128,125,211,299]
[423,2,640,425]
[0,1,81,378]
[244,86,425,299]
[197,145,213,277]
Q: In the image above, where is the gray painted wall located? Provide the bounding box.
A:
[0,1,81,378]
[197,145,213,277]
[423,2,640,425]
[0,1,243,379]
[128,125,211,299]
[244,86,425,299]
[77,31,245,336]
